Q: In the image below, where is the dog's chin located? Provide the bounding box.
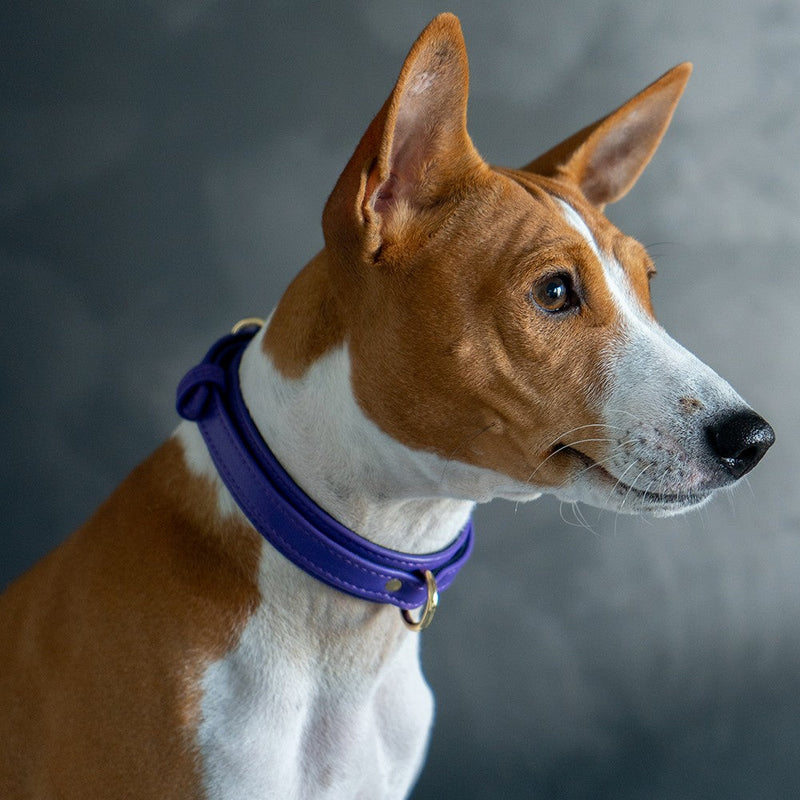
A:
[555,447,716,518]
[622,491,714,518]
[560,481,715,518]
[558,483,715,518]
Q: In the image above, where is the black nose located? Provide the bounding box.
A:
[706,409,775,479]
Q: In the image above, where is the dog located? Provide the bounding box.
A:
[0,13,774,800]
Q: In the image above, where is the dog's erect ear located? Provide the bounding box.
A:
[524,63,692,207]
[322,13,482,261]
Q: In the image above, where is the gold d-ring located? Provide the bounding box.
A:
[401,570,439,632]
[231,317,266,334]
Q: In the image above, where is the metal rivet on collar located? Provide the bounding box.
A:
[385,578,403,593]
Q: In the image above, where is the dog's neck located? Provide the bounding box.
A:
[178,316,452,796]
[238,321,475,558]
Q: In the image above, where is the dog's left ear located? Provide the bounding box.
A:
[323,13,483,262]
[524,63,692,207]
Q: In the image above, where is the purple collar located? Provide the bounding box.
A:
[175,322,474,624]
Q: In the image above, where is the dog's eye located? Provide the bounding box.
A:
[530,274,576,313]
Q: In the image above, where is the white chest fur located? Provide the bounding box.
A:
[179,419,435,800]
[196,545,435,800]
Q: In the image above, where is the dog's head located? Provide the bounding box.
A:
[267,13,773,516]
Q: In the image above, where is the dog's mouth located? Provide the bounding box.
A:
[557,445,713,512]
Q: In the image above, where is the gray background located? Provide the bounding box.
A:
[2,1,798,798]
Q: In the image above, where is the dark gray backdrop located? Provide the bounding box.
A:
[2,2,799,798]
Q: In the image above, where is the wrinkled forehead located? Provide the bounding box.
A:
[499,168,657,320]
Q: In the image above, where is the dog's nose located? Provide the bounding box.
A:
[705,409,775,479]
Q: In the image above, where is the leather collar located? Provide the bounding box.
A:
[176,322,474,616]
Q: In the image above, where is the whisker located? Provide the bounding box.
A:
[524,436,619,487]
[542,422,630,451]
[563,440,637,485]
[557,501,573,529]
[642,240,676,252]
[725,484,737,516]
[572,502,599,537]
[628,475,659,531]
[558,500,600,537]
[605,460,641,511]
[639,475,659,507]
[619,464,652,512]
[638,510,655,528]
[600,460,644,534]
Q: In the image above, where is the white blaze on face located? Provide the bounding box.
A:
[556,199,747,514]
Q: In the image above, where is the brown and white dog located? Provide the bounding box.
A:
[0,13,773,800]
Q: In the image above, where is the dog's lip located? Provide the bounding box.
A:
[557,444,712,508]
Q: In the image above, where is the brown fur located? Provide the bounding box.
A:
[0,440,261,797]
